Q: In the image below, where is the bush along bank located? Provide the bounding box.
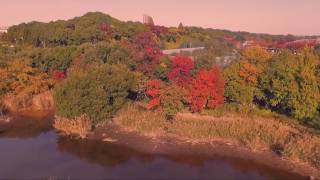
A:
[53,64,135,137]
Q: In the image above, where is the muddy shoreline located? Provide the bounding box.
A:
[88,123,320,179]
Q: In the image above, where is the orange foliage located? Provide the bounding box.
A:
[239,63,259,85]
[0,59,54,97]
[243,46,270,63]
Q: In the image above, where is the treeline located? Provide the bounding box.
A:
[224,47,320,129]
[3,12,311,51]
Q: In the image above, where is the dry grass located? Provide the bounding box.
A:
[115,103,320,169]
[54,115,92,138]
[115,103,168,136]
[284,136,320,168]
[173,115,294,148]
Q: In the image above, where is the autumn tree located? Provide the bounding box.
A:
[224,62,256,105]
[188,66,225,112]
[154,56,171,81]
[133,32,162,74]
[146,79,162,109]
[159,84,186,116]
[242,46,270,63]
[239,62,259,85]
[4,58,54,96]
[168,56,194,87]
[146,79,186,115]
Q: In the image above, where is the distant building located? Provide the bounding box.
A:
[143,14,154,25]
[0,26,8,34]
[162,47,205,55]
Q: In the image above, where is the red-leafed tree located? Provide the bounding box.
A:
[146,79,162,109]
[149,25,169,38]
[188,65,225,112]
[168,56,194,87]
[133,32,163,74]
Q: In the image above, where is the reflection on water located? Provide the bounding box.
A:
[0,116,305,179]
[0,112,53,138]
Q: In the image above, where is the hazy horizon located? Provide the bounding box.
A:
[1,0,320,36]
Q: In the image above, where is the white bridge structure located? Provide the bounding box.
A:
[162,47,205,55]
[0,26,9,33]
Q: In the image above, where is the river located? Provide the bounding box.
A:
[0,114,305,179]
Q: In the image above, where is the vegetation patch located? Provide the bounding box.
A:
[54,115,92,138]
[115,103,168,136]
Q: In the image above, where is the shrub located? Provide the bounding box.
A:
[0,59,54,99]
[53,64,135,124]
[159,84,187,116]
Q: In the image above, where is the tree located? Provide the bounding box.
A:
[133,32,162,74]
[239,62,259,85]
[159,84,186,116]
[30,46,77,73]
[154,56,171,81]
[3,58,54,96]
[54,64,135,124]
[188,65,225,112]
[146,79,162,109]
[242,46,270,63]
[224,62,256,105]
[168,56,194,87]
[258,49,320,120]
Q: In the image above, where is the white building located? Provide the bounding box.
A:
[0,26,8,34]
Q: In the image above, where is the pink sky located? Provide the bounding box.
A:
[1,0,320,35]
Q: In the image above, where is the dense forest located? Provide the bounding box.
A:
[1,11,320,130]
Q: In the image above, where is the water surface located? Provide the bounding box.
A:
[0,116,304,179]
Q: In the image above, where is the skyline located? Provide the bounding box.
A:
[1,0,320,36]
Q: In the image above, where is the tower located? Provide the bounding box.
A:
[143,14,154,26]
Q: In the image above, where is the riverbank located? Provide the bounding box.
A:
[84,104,320,179]
[89,122,319,179]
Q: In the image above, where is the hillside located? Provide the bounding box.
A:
[2,12,319,50]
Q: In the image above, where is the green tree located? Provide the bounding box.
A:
[223,62,256,105]
[53,64,135,124]
[258,49,320,120]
